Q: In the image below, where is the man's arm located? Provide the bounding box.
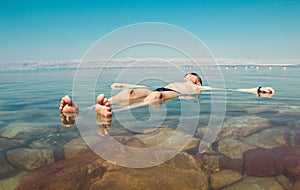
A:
[195,85,212,91]
[236,86,275,97]
[111,83,147,89]
[236,87,274,94]
[196,85,275,97]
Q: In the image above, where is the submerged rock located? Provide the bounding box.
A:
[196,126,217,140]
[294,179,300,190]
[134,127,175,146]
[209,170,243,190]
[289,127,300,146]
[219,156,244,174]
[0,172,26,190]
[0,122,56,139]
[109,128,133,137]
[219,116,270,138]
[0,153,15,179]
[95,153,208,190]
[241,128,289,149]
[245,107,268,114]
[244,147,300,180]
[135,127,199,154]
[217,138,257,159]
[275,175,294,190]
[6,148,54,170]
[288,120,300,128]
[0,138,25,151]
[112,136,145,148]
[201,154,223,173]
[223,176,285,190]
[29,133,74,160]
[63,137,89,159]
[278,106,300,114]
[57,124,80,138]
[200,146,245,174]
[16,149,209,190]
[274,147,300,181]
[271,108,300,125]
[244,148,283,177]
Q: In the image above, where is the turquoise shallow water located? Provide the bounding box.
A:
[0,65,300,188]
[0,66,298,128]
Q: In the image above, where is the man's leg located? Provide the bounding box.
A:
[108,89,152,104]
[112,90,179,113]
[59,89,151,116]
[59,90,179,117]
[143,91,179,105]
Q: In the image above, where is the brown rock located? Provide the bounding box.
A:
[134,127,174,146]
[16,149,105,190]
[112,136,145,148]
[135,127,199,154]
[7,148,54,170]
[294,179,300,190]
[275,175,294,190]
[16,149,209,190]
[244,148,283,176]
[219,157,244,174]
[202,154,223,172]
[244,147,300,180]
[274,147,300,181]
[210,170,243,190]
[93,153,208,190]
[223,176,285,190]
[0,172,26,190]
[64,137,89,158]
[241,128,289,149]
[201,151,244,174]
[217,138,256,159]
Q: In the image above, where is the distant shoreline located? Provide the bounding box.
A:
[0,58,299,71]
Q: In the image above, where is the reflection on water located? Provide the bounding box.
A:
[0,66,300,189]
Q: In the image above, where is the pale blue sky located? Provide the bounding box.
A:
[0,0,299,61]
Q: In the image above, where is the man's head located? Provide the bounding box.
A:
[184,72,202,86]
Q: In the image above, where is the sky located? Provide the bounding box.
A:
[0,0,299,62]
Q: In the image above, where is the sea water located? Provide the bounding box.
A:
[0,65,299,187]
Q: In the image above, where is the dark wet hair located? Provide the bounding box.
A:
[185,72,202,85]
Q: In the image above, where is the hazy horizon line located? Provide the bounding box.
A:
[1,57,299,70]
[1,57,300,64]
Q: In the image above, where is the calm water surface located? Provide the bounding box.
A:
[0,66,299,188]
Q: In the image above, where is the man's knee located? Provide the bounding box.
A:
[130,89,152,99]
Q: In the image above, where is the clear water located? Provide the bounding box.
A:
[0,65,299,185]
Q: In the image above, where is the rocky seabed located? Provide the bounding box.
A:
[0,115,299,189]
